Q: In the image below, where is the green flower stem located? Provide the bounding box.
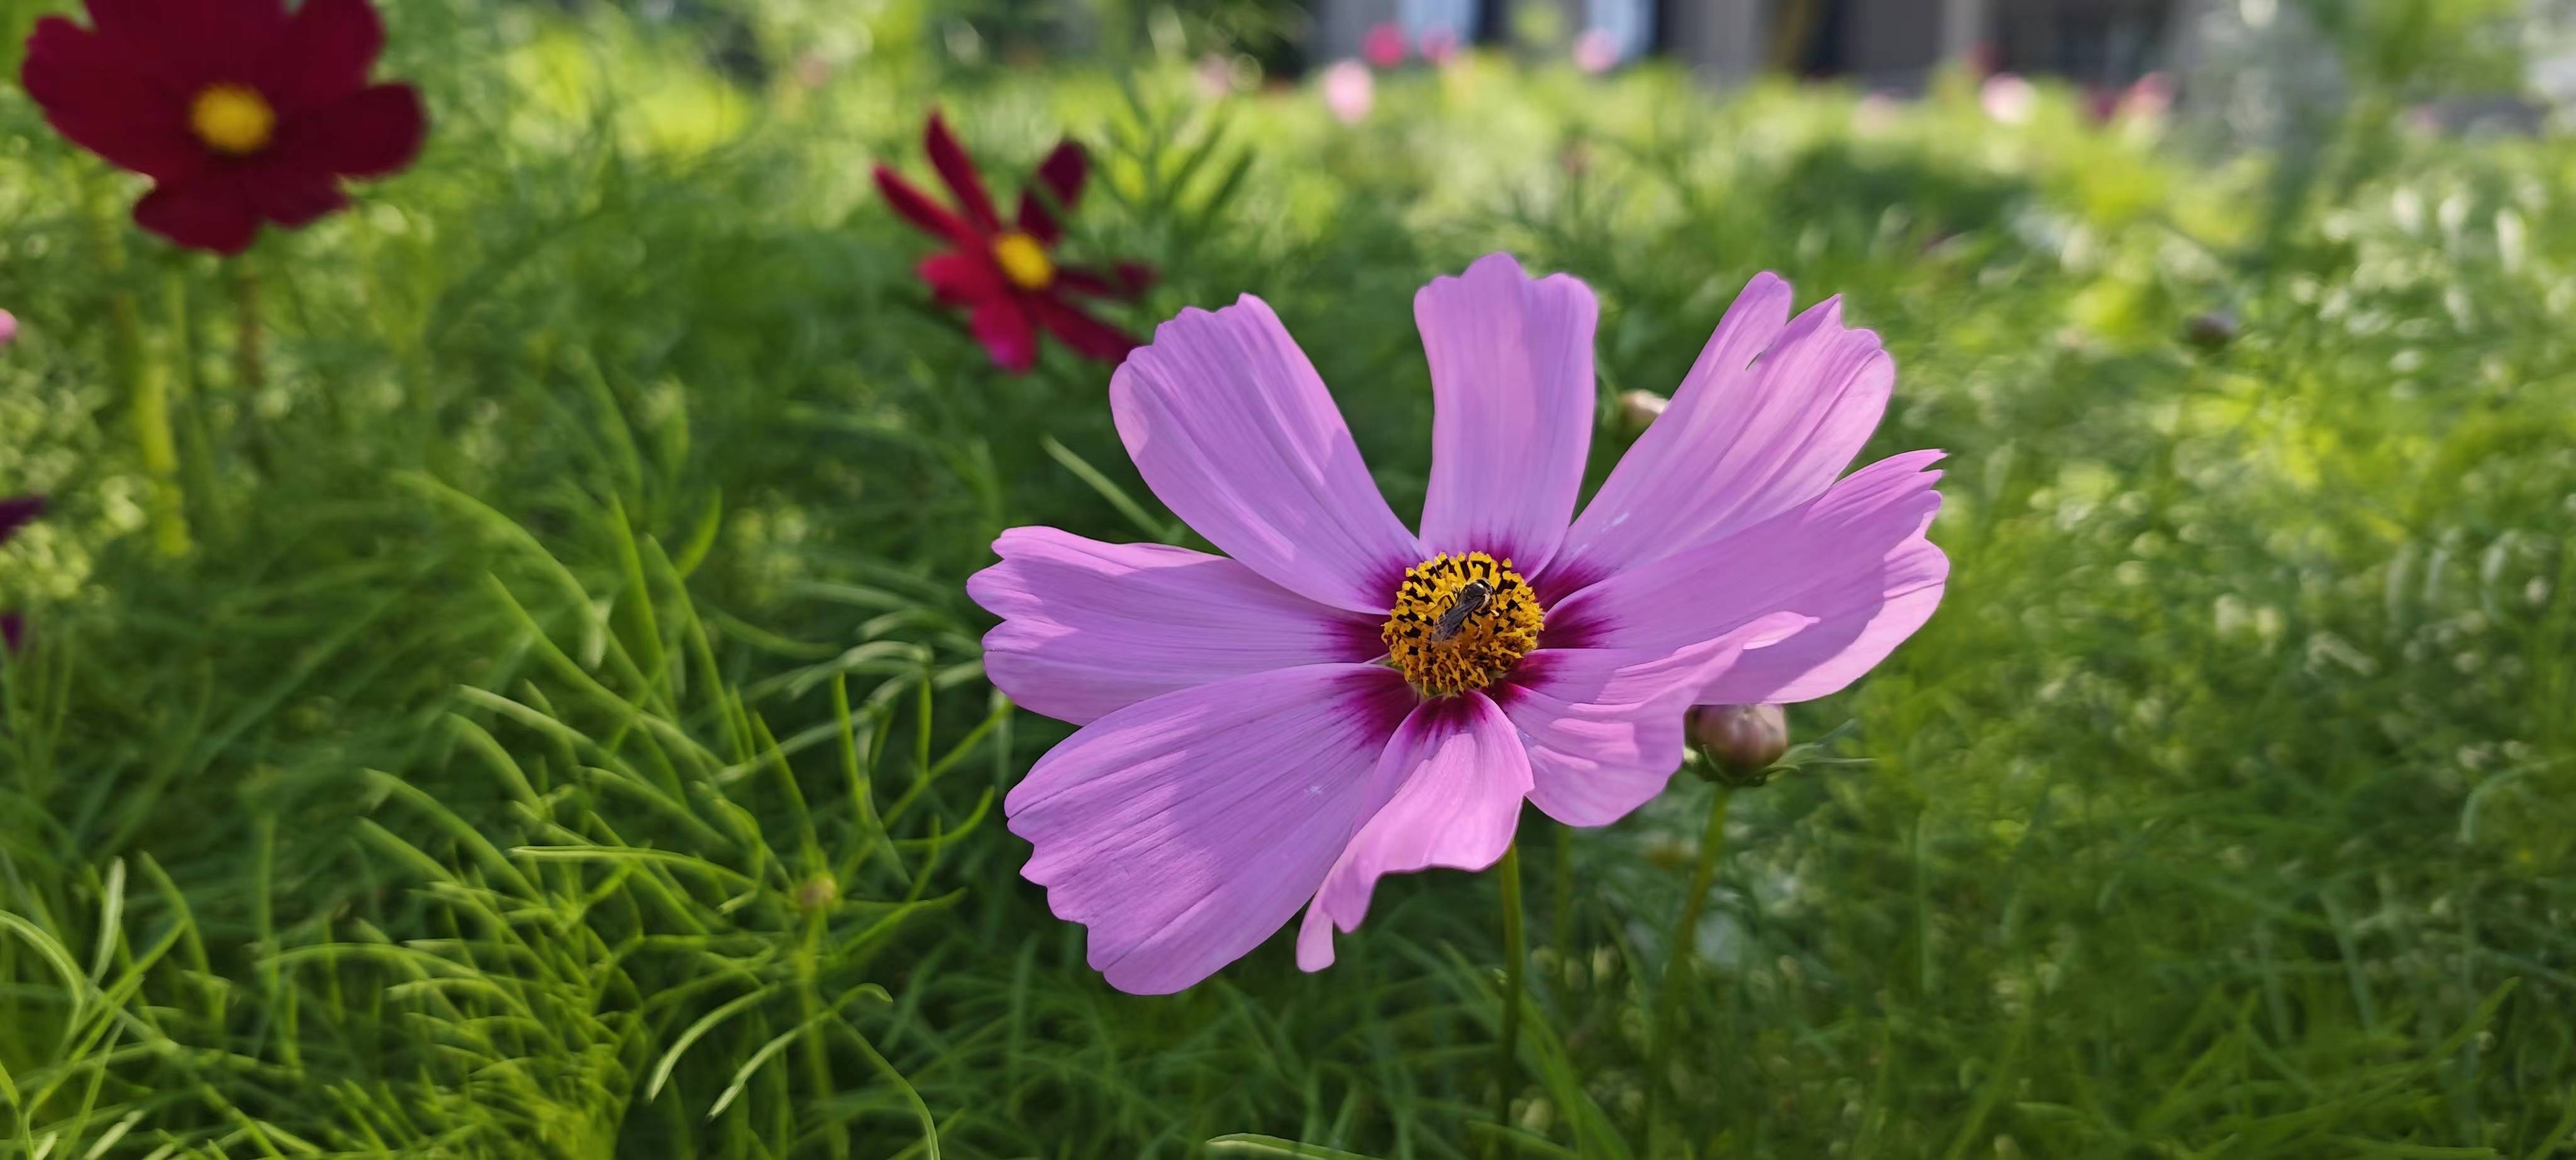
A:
[1489,839,1526,1157]
[84,172,190,557]
[1645,783,1733,1153]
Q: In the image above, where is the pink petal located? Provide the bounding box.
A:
[1545,450,1945,699]
[1414,254,1598,575]
[1111,296,1421,615]
[972,298,1038,372]
[967,527,1382,726]
[1492,618,1804,828]
[1554,276,1892,592]
[1008,664,1416,994]
[1702,533,1947,705]
[1296,691,1531,971]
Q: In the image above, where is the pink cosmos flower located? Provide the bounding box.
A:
[1320,60,1375,125]
[1982,74,2036,125]
[1572,28,1620,74]
[1418,25,1460,65]
[969,254,1946,994]
[1362,23,1407,69]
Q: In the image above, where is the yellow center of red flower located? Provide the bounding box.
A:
[1382,552,1542,694]
[991,231,1055,291]
[190,84,275,156]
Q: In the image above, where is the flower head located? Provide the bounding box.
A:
[1362,22,1408,69]
[875,113,1153,372]
[1320,60,1376,125]
[0,310,17,349]
[970,255,1948,993]
[2,494,45,654]
[19,0,427,255]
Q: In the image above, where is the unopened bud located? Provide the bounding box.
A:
[2184,308,2238,350]
[792,874,840,913]
[1616,389,1667,434]
[1689,703,1787,784]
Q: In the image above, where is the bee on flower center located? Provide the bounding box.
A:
[1429,578,1492,642]
[1382,552,1542,695]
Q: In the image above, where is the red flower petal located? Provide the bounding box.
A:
[1016,140,1087,243]
[19,16,204,182]
[243,166,351,227]
[1031,294,1138,365]
[918,252,1002,307]
[0,495,43,544]
[291,83,424,177]
[972,298,1038,372]
[1055,262,1155,301]
[257,0,384,113]
[134,182,260,254]
[875,165,981,249]
[88,0,291,91]
[924,112,1002,233]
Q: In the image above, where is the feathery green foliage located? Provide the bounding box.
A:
[4,2,2575,1157]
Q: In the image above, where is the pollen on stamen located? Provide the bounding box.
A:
[1382,551,1543,695]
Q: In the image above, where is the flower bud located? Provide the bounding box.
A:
[1616,389,1667,434]
[2184,308,2238,350]
[1689,703,1787,784]
[792,874,840,913]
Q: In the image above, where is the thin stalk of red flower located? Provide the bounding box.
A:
[82,170,190,557]
[162,270,226,542]
[233,260,265,408]
[1489,840,1526,1157]
[1643,783,1735,1152]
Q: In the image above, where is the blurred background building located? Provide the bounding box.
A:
[1318,0,2203,87]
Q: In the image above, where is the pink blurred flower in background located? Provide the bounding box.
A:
[1321,60,1375,124]
[1572,29,1619,74]
[1853,91,1902,133]
[1981,73,2036,124]
[0,309,16,348]
[1418,25,1460,65]
[968,254,1947,993]
[2118,72,2174,122]
[1362,22,1407,69]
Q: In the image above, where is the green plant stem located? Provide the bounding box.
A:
[1489,840,1525,1157]
[80,174,190,557]
[233,260,264,396]
[1645,784,1734,1153]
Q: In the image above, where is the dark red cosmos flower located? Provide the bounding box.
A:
[1,495,42,654]
[20,0,426,256]
[874,113,1153,372]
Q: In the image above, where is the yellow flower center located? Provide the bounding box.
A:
[1383,552,1543,695]
[190,84,275,156]
[991,231,1055,291]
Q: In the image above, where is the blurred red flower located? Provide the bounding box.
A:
[1,494,42,654]
[875,113,1153,373]
[19,0,426,255]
